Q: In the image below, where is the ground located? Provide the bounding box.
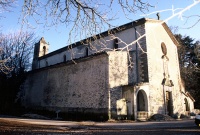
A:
[0,116,199,135]
[0,119,63,134]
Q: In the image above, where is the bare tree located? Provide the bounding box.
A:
[0,0,16,29]
[0,0,15,12]
[21,0,153,41]
[0,31,36,112]
[0,31,36,75]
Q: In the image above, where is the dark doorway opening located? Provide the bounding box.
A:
[166,91,173,116]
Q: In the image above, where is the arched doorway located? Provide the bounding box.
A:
[136,90,148,120]
[184,98,190,115]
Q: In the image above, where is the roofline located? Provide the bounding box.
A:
[186,91,195,102]
[38,18,147,60]
[161,23,179,46]
[182,91,195,102]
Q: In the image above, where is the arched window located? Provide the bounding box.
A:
[43,46,46,56]
[184,98,190,111]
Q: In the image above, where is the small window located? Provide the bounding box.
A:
[63,55,66,62]
[114,38,118,50]
[86,47,88,56]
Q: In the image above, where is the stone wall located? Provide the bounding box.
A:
[108,51,128,89]
[23,53,109,118]
[22,51,129,120]
[107,51,129,118]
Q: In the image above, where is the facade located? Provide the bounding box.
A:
[22,18,195,120]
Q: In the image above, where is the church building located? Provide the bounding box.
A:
[21,18,195,121]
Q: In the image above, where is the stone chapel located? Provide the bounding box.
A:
[22,18,195,121]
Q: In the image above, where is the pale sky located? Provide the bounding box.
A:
[0,0,200,52]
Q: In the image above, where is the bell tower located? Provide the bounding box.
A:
[32,37,49,70]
